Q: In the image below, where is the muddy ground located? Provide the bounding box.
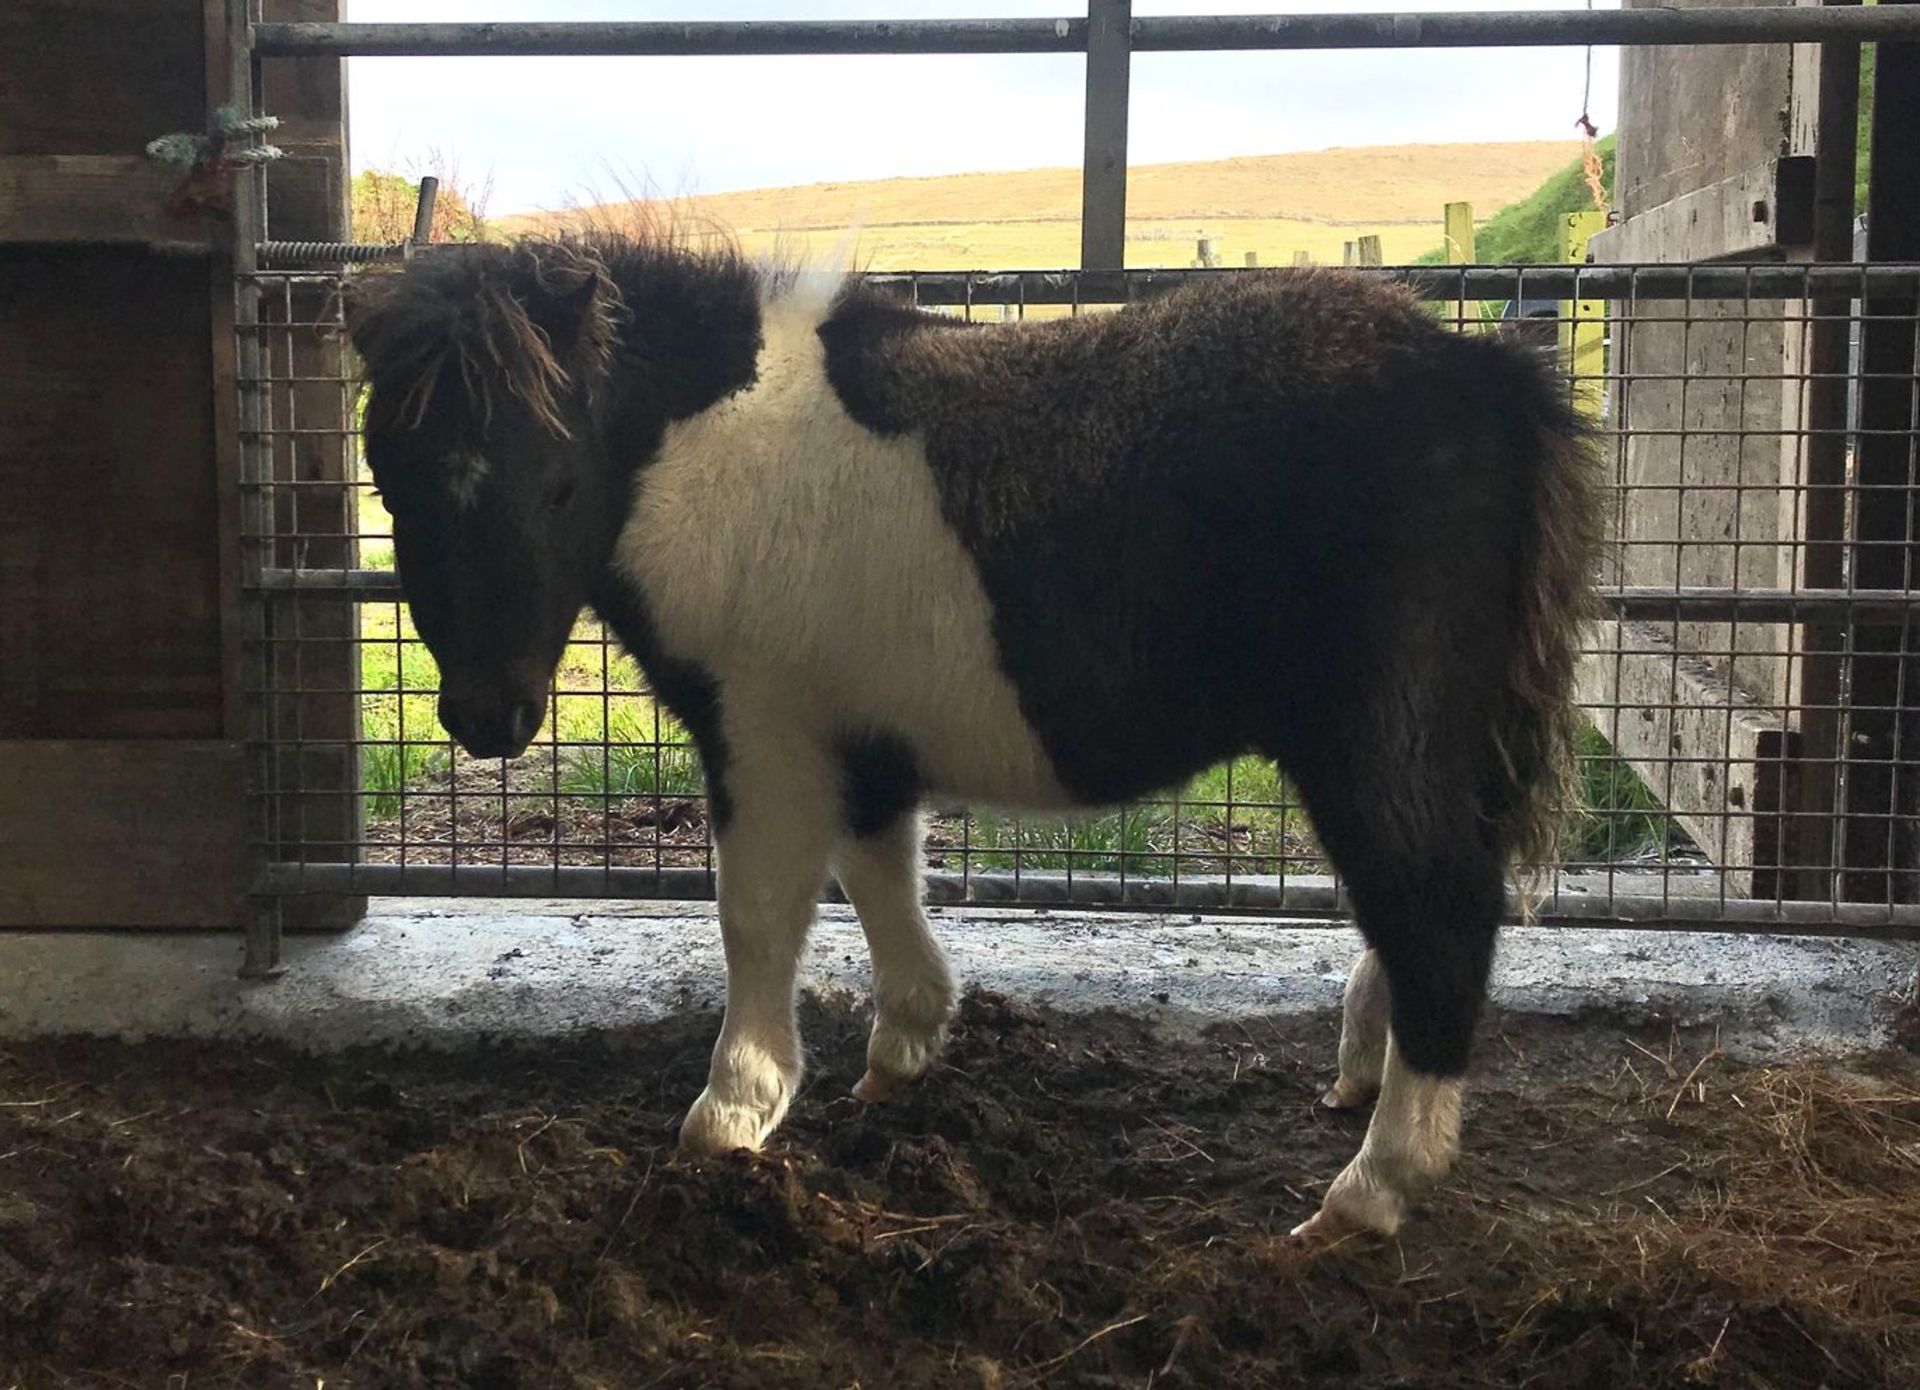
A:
[2,995,1916,1389]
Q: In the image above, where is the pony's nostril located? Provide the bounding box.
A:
[508,700,542,750]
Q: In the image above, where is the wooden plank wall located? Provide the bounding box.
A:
[0,1,351,928]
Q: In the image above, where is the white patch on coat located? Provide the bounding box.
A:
[445,451,490,510]
[614,296,1068,812]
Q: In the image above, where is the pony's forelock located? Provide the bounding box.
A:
[347,239,620,441]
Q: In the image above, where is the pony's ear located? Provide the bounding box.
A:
[531,267,606,351]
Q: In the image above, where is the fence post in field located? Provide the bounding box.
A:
[1355,234,1383,265]
[1445,200,1475,331]
[1558,210,1607,417]
[1194,236,1218,267]
[1342,240,1356,265]
[1293,250,1312,267]
[1244,251,1259,267]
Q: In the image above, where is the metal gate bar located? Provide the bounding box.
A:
[251,7,1920,57]
[231,3,1920,959]
[238,261,1920,940]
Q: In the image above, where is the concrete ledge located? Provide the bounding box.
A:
[0,899,1911,1059]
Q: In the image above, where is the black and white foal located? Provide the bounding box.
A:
[348,233,1601,1240]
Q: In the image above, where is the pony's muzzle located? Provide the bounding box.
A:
[437,681,544,760]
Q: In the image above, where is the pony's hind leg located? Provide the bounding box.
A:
[1287,746,1506,1239]
[833,810,956,1101]
[1322,948,1389,1110]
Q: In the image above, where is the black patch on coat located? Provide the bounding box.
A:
[815,269,1601,1080]
[818,288,976,435]
[834,729,923,838]
[589,573,733,831]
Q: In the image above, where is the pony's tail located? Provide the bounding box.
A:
[1488,363,1607,901]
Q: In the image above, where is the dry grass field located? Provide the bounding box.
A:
[503,139,1580,269]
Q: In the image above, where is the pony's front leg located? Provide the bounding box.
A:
[679,733,838,1156]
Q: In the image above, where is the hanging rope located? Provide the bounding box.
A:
[1574,0,1609,214]
[145,105,284,218]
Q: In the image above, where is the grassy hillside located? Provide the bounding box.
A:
[502,141,1583,270]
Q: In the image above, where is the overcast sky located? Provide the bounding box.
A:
[345,0,1621,215]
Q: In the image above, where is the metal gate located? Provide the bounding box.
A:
[229,4,1920,970]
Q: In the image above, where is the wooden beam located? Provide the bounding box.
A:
[0,155,216,250]
[1587,156,1815,263]
[1079,0,1131,271]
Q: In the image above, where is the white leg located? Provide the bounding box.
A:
[679,733,837,1156]
[834,810,955,1101]
[1292,1036,1464,1241]
[1321,948,1389,1110]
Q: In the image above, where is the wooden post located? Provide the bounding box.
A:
[1079,0,1131,271]
[1341,240,1356,266]
[1354,234,1382,266]
[1558,210,1607,418]
[1445,200,1475,331]
[1292,250,1312,267]
[1443,201,1475,264]
[1193,236,1217,268]
[1243,251,1258,267]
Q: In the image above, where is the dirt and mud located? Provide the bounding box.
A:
[3,994,1916,1388]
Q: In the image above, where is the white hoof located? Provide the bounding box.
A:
[679,1084,788,1156]
[860,977,954,1100]
[1289,1184,1406,1243]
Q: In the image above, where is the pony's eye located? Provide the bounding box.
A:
[547,478,577,511]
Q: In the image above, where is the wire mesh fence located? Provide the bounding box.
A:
[238,259,1920,933]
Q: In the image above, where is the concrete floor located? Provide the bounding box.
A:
[0,898,1913,1059]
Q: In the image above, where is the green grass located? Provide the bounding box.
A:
[965,804,1172,876]
[958,731,1676,877]
[962,756,1308,876]
[359,622,449,819]
[558,705,707,799]
[1569,723,1685,864]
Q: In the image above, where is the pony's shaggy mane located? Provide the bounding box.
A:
[346,213,828,449]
